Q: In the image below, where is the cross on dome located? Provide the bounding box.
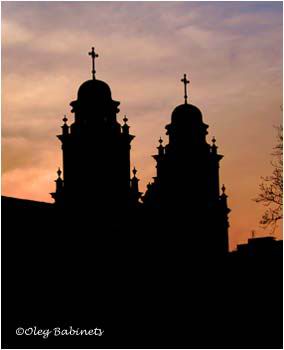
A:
[181,74,190,104]
[88,47,99,80]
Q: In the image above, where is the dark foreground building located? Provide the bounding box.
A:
[2,48,283,349]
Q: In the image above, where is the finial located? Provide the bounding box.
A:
[211,136,218,154]
[123,115,128,124]
[158,136,165,156]
[221,184,226,194]
[88,46,99,80]
[57,167,62,178]
[132,167,137,177]
[61,115,69,135]
[181,73,190,104]
[122,115,130,134]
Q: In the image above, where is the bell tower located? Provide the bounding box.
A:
[143,74,230,255]
[51,47,135,211]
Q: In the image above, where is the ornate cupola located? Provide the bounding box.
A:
[165,74,209,152]
[70,79,121,128]
[69,47,121,131]
[51,47,135,211]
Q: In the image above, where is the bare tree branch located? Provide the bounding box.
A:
[254,125,283,233]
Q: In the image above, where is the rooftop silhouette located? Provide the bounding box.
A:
[2,46,282,349]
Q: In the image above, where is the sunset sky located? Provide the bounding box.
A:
[2,1,283,250]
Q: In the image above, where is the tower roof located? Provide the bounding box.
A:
[77,79,113,102]
[170,74,203,124]
[70,47,120,113]
[70,79,120,114]
[171,103,203,124]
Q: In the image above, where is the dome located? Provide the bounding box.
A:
[77,79,112,101]
[171,103,203,124]
[70,78,120,113]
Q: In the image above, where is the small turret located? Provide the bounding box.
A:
[220,184,230,214]
[61,115,69,136]
[50,168,64,205]
[211,136,217,154]
[130,167,142,206]
[122,115,130,135]
[158,137,165,157]
[221,184,227,200]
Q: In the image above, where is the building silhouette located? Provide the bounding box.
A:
[49,47,230,256]
[50,48,143,214]
[232,235,283,257]
[2,47,282,349]
[143,76,230,255]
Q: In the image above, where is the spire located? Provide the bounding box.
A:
[181,73,190,104]
[88,46,99,80]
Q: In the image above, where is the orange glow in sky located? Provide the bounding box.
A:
[2,2,283,250]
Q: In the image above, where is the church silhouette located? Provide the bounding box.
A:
[50,47,230,256]
[2,47,282,349]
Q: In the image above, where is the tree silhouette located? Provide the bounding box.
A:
[255,124,283,232]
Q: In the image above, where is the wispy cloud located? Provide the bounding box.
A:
[2,1,282,249]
